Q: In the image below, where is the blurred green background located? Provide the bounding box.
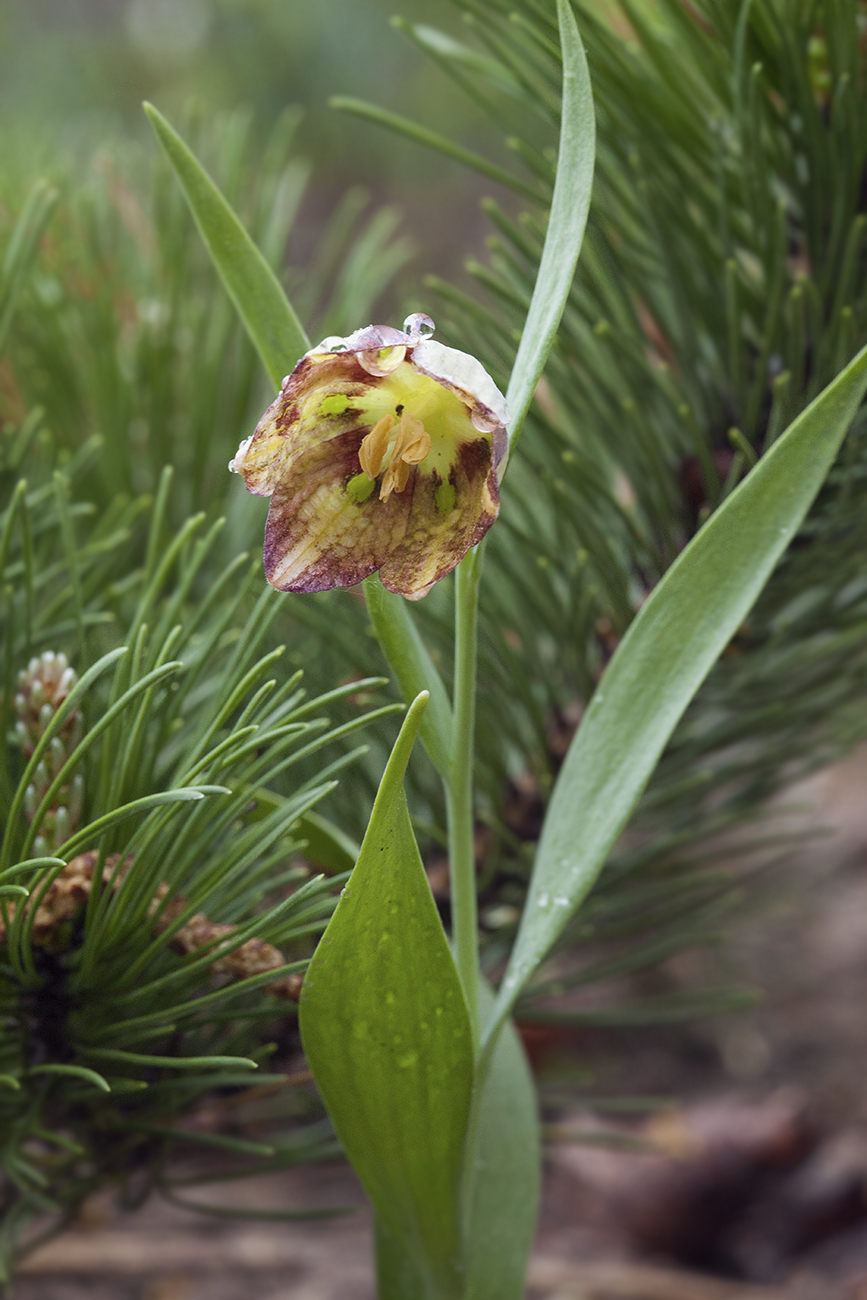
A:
[0,0,515,285]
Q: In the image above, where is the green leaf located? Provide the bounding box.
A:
[81,1048,257,1071]
[0,179,58,356]
[162,1190,354,1222]
[57,786,230,861]
[391,19,533,108]
[29,1064,111,1092]
[328,97,546,206]
[143,103,309,389]
[463,982,540,1300]
[504,0,596,460]
[241,790,359,874]
[127,1123,275,1158]
[490,343,867,1040]
[300,693,473,1300]
[0,858,65,884]
[296,810,359,874]
[364,575,454,777]
[375,1217,433,1300]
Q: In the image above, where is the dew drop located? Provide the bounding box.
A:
[403,311,435,340]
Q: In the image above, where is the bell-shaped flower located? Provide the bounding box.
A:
[230,314,509,600]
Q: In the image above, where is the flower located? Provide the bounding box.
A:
[230,313,509,600]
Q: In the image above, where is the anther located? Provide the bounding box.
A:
[378,413,431,500]
[359,414,394,479]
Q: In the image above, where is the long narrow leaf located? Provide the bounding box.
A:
[28,1064,110,1093]
[0,180,58,355]
[328,96,546,205]
[143,103,309,388]
[504,0,596,460]
[489,343,867,1041]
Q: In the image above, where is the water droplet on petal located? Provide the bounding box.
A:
[470,407,501,434]
[403,312,436,340]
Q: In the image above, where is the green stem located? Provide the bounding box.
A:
[446,549,482,1049]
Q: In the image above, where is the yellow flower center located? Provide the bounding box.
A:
[359,411,432,501]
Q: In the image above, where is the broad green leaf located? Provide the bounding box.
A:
[375,1216,433,1300]
[300,694,473,1300]
[143,103,309,389]
[504,0,596,461]
[463,982,540,1300]
[374,984,540,1300]
[364,575,454,777]
[490,344,867,1041]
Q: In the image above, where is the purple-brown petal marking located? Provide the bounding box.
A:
[379,435,499,600]
[263,429,412,593]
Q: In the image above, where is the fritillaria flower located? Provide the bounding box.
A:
[230,314,509,600]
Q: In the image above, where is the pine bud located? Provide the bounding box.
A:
[14,650,85,850]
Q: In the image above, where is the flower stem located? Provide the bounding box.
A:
[447,548,482,1049]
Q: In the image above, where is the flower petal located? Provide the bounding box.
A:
[263,428,413,593]
[410,339,510,442]
[230,351,389,496]
[378,435,500,600]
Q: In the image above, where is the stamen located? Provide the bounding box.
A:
[374,412,432,501]
[398,412,431,465]
[359,414,394,479]
[379,464,399,501]
[381,458,413,501]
